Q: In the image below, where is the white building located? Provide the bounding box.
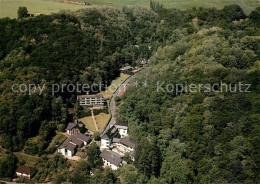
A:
[114,122,128,138]
[58,133,91,157]
[58,139,77,157]
[100,150,123,170]
[100,134,111,151]
[77,94,105,107]
[111,137,136,161]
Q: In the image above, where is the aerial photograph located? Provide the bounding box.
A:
[0,0,259,183]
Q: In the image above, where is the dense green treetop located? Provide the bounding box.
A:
[0,3,259,183]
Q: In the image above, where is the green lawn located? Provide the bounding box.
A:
[99,73,130,98]
[96,113,110,132]
[0,0,92,18]
[79,113,110,133]
[79,115,96,132]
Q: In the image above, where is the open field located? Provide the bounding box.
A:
[14,152,40,167]
[86,0,259,14]
[1,0,257,19]
[0,0,91,18]
[79,112,110,132]
[99,73,130,98]
[79,115,96,132]
[95,113,110,132]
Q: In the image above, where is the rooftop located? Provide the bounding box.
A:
[119,138,136,149]
[64,142,77,151]
[101,134,110,140]
[100,150,122,166]
[66,122,77,130]
[75,133,91,142]
[115,122,128,127]
[112,138,120,143]
[66,122,84,130]
[58,137,78,151]
[16,166,36,176]
[69,136,84,146]
[114,122,128,130]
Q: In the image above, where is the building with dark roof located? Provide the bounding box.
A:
[58,138,77,157]
[76,133,91,145]
[112,138,120,143]
[58,133,91,157]
[99,123,136,166]
[100,150,123,170]
[16,166,36,179]
[119,137,136,150]
[66,122,84,135]
[69,137,84,147]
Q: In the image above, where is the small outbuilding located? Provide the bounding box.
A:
[16,166,36,179]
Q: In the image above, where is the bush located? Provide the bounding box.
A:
[93,105,109,115]
[57,124,65,132]
[93,132,101,141]
[17,7,29,19]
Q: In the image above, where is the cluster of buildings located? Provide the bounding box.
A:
[99,122,136,170]
[58,120,136,171]
[58,121,91,157]
[15,69,140,181]
[58,133,91,157]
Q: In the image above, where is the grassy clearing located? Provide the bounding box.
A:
[99,73,130,98]
[85,0,259,14]
[46,131,66,152]
[14,152,40,167]
[0,0,92,18]
[79,113,110,132]
[95,113,110,132]
[79,115,96,132]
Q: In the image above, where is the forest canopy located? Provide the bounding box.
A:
[0,2,259,183]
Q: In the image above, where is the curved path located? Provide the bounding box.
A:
[102,70,142,136]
